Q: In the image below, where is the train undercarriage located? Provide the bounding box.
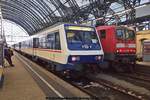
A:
[99,53,136,73]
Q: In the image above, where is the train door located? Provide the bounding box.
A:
[46,33,55,60]
[53,32,61,61]
[33,38,39,57]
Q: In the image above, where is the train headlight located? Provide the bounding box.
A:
[95,56,101,61]
[71,56,80,61]
[130,49,133,52]
[117,50,119,53]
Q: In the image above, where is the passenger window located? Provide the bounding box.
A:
[39,36,46,48]
[99,30,106,39]
[46,31,61,50]
[55,32,61,50]
[46,33,55,49]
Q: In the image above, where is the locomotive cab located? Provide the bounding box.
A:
[115,26,136,63]
[64,25,104,74]
[96,25,136,72]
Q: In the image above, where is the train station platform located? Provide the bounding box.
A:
[0,52,89,100]
[136,61,150,66]
[0,54,45,100]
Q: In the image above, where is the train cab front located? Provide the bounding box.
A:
[64,24,104,76]
[115,26,136,64]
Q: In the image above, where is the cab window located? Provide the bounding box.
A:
[116,29,125,39]
[126,30,135,40]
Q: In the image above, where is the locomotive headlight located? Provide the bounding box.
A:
[96,56,101,60]
[119,49,122,52]
[133,49,136,52]
[71,56,80,61]
[117,50,119,53]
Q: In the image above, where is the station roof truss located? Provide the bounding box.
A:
[0,0,143,35]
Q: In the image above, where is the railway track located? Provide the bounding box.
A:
[111,72,150,93]
[58,71,149,100]
[84,76,148,100]
[68,64,150,100]
[135,64,150,75]
[118,73,150,83]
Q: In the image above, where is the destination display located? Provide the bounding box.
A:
[66,26,94,31]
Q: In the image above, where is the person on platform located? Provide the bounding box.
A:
[4,45,14,67]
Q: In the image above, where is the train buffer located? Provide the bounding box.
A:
[0,52,90,100]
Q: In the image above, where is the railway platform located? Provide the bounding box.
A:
[137,61,150,66]
[0,52,89,100]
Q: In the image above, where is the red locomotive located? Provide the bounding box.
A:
[96,25,136,72]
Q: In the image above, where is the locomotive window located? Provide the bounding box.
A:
[99,30,106,39]
[39,36,46,48]
[126,30,135,40]
[116,29,125,39]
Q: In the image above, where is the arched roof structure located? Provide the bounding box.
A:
[0,0,142,35]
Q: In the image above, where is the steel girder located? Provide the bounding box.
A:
[1,4,40,30]
[2,13,34,35]
[1,0,46,34]
[117,0,141,22]
[1,0,141,35]
[1,0,58,35]
[2,9,37,33]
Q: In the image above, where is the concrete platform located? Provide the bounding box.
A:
[0,56,45,100]
[0,53,90,100]
[137,61,150,66]
[15,52,90,98]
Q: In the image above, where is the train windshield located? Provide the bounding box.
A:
[116,28,135,40]
[65,26,101,50]
[126,30,135,40]
[116,29,125,39]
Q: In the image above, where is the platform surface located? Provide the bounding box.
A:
[0,56,45,100]
[0,53,90,100]
[137,61,150,66]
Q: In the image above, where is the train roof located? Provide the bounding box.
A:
[34,22,95,35]
[15,23,96,44]
[96,25,134,30]
[96,25,116,29]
